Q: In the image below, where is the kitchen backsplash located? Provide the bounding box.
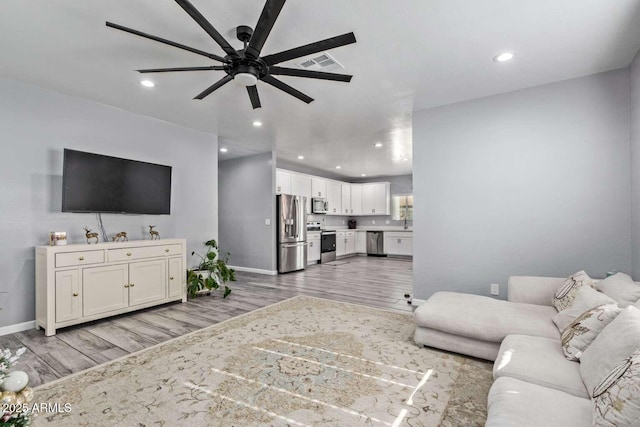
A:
[307,214,412,229]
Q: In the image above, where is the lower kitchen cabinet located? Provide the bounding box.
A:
[307,232,321,264]
[36,239,187,336]
[336,231,346,257]
[345,231,355,255]
[355,231,366,253]
[384,233,413,256]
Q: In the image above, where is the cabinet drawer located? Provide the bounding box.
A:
[55,250,104,268]
[346,231,355,237]
[108,244,182,262]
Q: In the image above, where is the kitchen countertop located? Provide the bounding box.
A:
[310,227,413,232]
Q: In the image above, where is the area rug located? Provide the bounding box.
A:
[33,296,492,426]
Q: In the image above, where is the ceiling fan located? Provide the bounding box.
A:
[106,0,356,109]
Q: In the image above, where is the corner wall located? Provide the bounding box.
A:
[631,52,640,278]
[0,79,218,328]
[218,152,276,273]
[413,69,632,300]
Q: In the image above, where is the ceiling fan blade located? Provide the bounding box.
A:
[194,75,233,100]
[174,0,239,58]
[269,66,352,82]
[262,75,313,104]
[245,0,286,59]
[137,66,226,73]
[247,85,262,109]
[262,32,356,66]
[106,22,226,63]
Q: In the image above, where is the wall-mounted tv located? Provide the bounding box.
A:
[62,149,172,214]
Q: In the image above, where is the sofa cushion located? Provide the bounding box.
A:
[551,270,595,311]
[596,272,640,308]
[552,286,616,332]
[414,326,500,361]
[414,292,559,343]
[593,348,640,426]
[494,334,588,398]
[561,303,621,361]
[486,377,592,427]
[580,306,640,397]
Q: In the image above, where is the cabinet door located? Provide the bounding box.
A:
[384,236,413,256]
[307,238,321,264]
[355,231,366,253]
[291,174,312,214]
[361,184,375,215]
[311,178,327,198]
[129,259,167,306]
[326,181,342,215]
[168,257,183,298]
[373,183,391,215]
[336,232,346,256]
[345,233,355,254]
[276,170,291,194]
[341,184,351,215]
[55,269,81,323]
[83,264,129,317]
[350,184,362,215]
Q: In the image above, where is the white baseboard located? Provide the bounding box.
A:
[410,298,428,307]
[229,266,278,276]
[0,320,36,337]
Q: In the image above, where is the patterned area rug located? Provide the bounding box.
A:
[33,296,492,426]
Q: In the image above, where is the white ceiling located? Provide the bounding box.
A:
[1,0,640,178]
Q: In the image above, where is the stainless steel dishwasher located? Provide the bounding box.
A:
[366,231,385,256]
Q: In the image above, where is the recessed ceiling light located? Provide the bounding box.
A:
[335,166,341,169]
[361,173,367,177]
[374,142,383,148]
[252,120,262,127]
[493,52,515,62]
[219,148,228,153]
[140,80,155,88]
[297,155,304,160]
[402,157,409,161]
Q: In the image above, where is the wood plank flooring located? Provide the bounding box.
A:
[0,255,412,387]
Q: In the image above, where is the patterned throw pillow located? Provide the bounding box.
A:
[552,270,596,312]
[560,303,622,361]
[593,348,640,426]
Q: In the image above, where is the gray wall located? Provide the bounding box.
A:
[413,69,632,300]
[0,78,218,327]
[632,52,640,279]
[219,152,276,272]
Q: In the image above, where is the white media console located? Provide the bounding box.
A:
[35,239,187,336]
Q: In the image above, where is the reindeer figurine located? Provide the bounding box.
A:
[112,231,128,242]
[149,225,160,240]
[83,227,99,244]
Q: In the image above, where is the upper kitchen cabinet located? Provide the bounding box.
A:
[341,184,351,215]
[311,178,327,198]
[350,184,362,216]
[291,174,311,214]
[326,181,342,215]
[362,183,390,215]
[276,170,291,194]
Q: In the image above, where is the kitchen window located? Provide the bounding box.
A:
[392,195,413,221]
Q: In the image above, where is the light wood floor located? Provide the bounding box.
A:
[0,256,413,387]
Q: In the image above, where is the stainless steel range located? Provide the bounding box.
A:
[320,230,337,263]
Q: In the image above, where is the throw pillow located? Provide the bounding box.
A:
[580,306,640,397]
[596,272,640,308]
[593,348,640,426]
[552,286,616,332]
[552,270,595,312]
[560,303,622,361]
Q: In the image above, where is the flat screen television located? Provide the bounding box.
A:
[62,149,172,214]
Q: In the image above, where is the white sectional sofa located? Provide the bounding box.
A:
[413,273,640,426]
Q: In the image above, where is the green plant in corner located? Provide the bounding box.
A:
[186,239,235,299]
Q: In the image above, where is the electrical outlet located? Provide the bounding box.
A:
[342,220,345,225]
[265,218,271,226]
[372,220,376,225]
[490,283,499,295]
[385,220,390,224]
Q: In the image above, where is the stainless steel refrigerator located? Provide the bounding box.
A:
[277,194,307,273]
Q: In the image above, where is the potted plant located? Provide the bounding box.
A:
[187,239,235,299]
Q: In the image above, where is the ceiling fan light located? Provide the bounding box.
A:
[235,72,258,87]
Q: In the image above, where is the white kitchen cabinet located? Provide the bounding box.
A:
[341,184,351,215]
[336,231,346,257]
[36,239,187,336]
[361,182,390,215]
[345,231,355,255]
[384,232,413,256]
[291,174,312,214]
[307,232,321,264]
[326,181,342,215]
[355,231,366,253]
[276,170,291,194]
[311,178,327,198]
[350,184,362,216]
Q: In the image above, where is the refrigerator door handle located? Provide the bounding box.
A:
[282,243,308,248]
[293,196,299,239]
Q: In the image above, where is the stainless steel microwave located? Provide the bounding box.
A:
[311,197,328,214]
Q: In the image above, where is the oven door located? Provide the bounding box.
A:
[321,233,336,253]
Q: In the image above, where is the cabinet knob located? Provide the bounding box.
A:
[169,276,174,280]
[165,249,169,253]
[130,283,135,287]
[73,292,78,297]
[124,284,129,288]
[78,256,84,261]
[126,252,132,256]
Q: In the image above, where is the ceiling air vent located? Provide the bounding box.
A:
[295,52,344,72]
